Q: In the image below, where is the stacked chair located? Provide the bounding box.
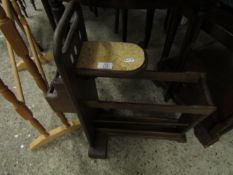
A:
[46,0,216,158]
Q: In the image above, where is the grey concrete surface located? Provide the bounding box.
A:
[0,1,233,175]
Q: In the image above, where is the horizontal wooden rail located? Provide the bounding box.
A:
[94,120,189,127]
[96,128,186,142]
[85,100,216,115]
[77,71,202,83]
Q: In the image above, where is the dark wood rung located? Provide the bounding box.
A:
[97,114,179,123]
[85,100,216,115]
[94,120,188,128]
[77,71,202,83]
[96,128,186,142]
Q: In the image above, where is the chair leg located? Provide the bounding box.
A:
[160,8,182,62]
[139,8,155,49]
[122,9,128,42]
[94,7,98,17]
[48,0,65,24]
[164,9,206,101]
[41,0,56,30]
[114,8,120,34]
[164,9,172,33]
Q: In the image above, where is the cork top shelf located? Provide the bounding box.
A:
[76,41,145,72]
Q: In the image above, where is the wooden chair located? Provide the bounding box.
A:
[49,0,216,158]
[158,1,233,147]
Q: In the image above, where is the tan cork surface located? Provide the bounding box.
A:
[76,41,145,71]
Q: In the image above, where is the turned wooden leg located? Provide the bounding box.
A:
[0,5,70,127]
[10,0,47,80]
[0,78,49,136]
[0,77,81,150]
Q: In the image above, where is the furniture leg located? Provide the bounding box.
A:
[0,5,70,127]
[0,77,81,150]
[9,0,52,74]
[88,132,108,159]
[164,9,171,33]
[6,41,25,102]
[160,8,182,61]
[114,8,120,33]
[48,0,65,24]
[139,8,155,49]
[94,7,98,17]
[1,0,24,102]
[164,9,206,100]
[122,9,128,42]
[0,78,49,136]
[41,0,56,30]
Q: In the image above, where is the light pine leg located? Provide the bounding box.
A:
[6,41,25,102]
[2,0,24,102]
[0,78,49,136]
[0,5,70,127]
[10,0,47,80]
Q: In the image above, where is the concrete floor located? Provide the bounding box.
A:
[0,1,233,175]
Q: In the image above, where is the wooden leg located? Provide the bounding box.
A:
[164,9,206,101]
[88,132,108,159]
[6,40,25,102]
[48,0,65,24]
[41,0,56,30]
[94,7,98,17]
[139,9,155,49]
[0,78,49,136]
[10,0,51,79]
[17,0,28,17]
[0,5,70,127]
[0,78,81,150]
[122,9,128,42]
[160,8,182,61]
[164,9,171,33]
[114,8,120,34]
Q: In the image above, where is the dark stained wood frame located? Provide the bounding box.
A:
[50,0,216,158]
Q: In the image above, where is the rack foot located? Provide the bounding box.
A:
[30,119,80,150]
